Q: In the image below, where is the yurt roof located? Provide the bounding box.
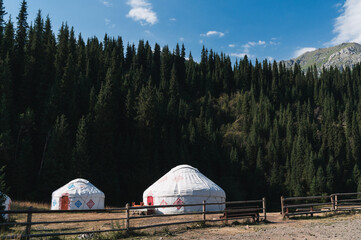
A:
[143,164,225,198]
[52,178,104,198]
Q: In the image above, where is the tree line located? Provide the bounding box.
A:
[1,0,361,207]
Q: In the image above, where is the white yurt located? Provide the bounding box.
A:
[1,193,11,220]
[51,178,105,210]
[143,164,226,214]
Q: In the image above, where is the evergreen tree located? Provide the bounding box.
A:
[13,0,28,113]
[0,0,7,56]
[71,116,90,178]
[0,162,7,222]
[40,115,71,199]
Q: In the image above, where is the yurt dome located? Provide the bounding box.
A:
[51,178,105,210]
[143,164,226,214]
[1,193,11,221]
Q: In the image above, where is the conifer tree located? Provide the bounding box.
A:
[0,162,7,222]
[71,116,90,178]
[0,0,7,56]
[13,0,28,113]
[40,114,70,198]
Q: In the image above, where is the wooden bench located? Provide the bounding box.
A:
[220,206,260,223]
[294,207,321,217]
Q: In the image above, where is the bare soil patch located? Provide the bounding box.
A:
[146,212,361,240]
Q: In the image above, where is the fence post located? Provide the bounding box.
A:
[335,194,338,210]
[25,206,33,240]
[125,203,130,232]
[331,195,335,211]
[280,196,285,218]
[262,197,266,221]
[202,200,206,223]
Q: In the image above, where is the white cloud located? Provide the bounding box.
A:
[201,31,225,37]
[330,0,361,45]
[228,44,236,48]
[126,0,158,25]
[266,56,274,62]
[105,18,116,28]
[293,47,317,58]
[169,18,176,21]
[269,41,280,45]
[333,2,343,11]
[250,40,266,46]
[230,53,254,59]
[179,37,185,42]
[101,0,113,7]
[242,40,266,53]
[230,53,247,58]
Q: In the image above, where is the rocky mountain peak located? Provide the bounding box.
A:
[282,42,361,72]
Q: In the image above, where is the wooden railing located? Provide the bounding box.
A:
[0,198,266,239]
[330,192,361,210]
[0,207,128,239]
[281,192,361,218]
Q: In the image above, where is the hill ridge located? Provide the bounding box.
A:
[282,42,361,71]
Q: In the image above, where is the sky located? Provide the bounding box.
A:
[2,0,361,63]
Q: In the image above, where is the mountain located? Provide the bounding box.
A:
[282,42,361,72]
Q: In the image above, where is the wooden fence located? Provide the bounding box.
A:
[281,192,361,218]
[0,198,266,239]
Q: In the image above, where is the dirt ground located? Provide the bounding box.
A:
[140,212,361,240]
[6,202,361,239]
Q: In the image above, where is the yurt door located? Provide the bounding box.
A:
[60,196,69,210]
[147,196,154,205]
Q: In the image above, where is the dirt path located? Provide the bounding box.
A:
[136,213,361,240]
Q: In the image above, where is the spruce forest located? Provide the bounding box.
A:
[1,0,361,207]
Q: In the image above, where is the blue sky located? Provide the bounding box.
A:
[3,0,361,62]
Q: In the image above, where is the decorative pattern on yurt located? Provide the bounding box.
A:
[51,178,105,210]
[143,164,226,214]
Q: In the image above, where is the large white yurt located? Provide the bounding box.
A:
[143,164,226,214]
[1,193,11,220]
[51,178,105,210]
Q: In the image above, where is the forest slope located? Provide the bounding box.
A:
[1,1,361,207]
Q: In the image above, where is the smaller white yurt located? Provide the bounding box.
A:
[51,178,105,210]
[143,164,226,214]
[1,193,11,221]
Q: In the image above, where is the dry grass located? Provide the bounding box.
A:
[11,200,50,210]
[2,201,263,239]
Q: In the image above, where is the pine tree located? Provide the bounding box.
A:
[24,10,44,112]
[13,0,28,113]
[2,17,14,60]
[136,81,156,129]
[326,156,336,193]
[40,114,71,199]
[0,0,7,56]
[13,109,34,199]
[55,23,69,82]
[71,116,90,178]
[0,162,7,222]
[230,147,238,163]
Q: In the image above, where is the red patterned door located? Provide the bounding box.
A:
[147,196,154,205]
[60,196,69,210]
